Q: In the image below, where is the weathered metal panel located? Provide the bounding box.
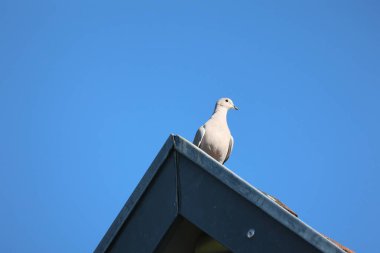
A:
[105,151,178,253]
[178,153,322,253]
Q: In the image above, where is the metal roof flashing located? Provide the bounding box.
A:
[94,134,350,253]
[172,135,346,253]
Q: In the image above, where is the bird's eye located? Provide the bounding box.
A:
[225,99,229,102]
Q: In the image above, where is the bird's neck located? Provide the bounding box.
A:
[211,106,228,121]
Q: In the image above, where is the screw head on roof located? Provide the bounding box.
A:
[247,229,255,239]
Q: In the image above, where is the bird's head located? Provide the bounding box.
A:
[216,97,238,111]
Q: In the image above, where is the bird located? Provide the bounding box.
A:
[193,98,238,164]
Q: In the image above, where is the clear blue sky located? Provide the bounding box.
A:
[1,1,379,252]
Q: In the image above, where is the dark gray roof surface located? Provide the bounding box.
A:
[95,134,351,253]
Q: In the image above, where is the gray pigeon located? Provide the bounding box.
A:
[193,98,238,164]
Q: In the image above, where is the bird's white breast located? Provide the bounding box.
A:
[200,119,231,163]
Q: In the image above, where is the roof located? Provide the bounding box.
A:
[95,134,353,253]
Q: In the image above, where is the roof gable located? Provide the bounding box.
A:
[95,135,347,253]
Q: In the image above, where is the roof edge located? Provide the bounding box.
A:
[95,134,349,253]
[94,135,175,253]
[172,134,346,253]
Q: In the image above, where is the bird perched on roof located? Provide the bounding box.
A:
[193,98,238,164]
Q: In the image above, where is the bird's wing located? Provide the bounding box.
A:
[193,125,206,147]
[223,135,234,164]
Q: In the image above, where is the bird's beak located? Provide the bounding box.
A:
[234,105,239,110]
